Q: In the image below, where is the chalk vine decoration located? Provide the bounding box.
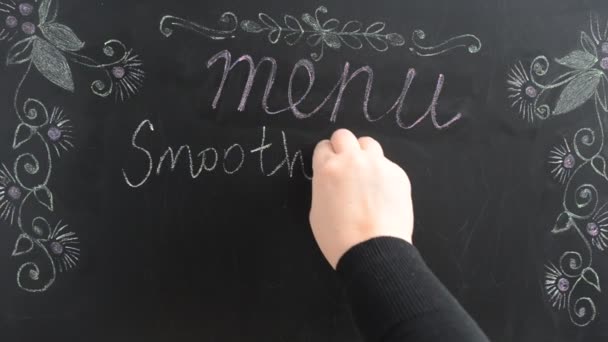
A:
[0,0,144,292]
[507,13,608,327]
[159,6,482,61]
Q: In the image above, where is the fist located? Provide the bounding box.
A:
[309,129,414,269]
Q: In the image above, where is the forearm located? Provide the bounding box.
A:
[337,237,489,342]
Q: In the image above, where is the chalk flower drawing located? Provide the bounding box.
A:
[507,14,608,122]
[2,0,144,100]
[42,106,74,156]
[549,138,577,184]
[41,217,80,273]
[586,203,608,251]
[0,0,143,292]
[0,165,22,225]
[0,1,36,43]
[159,6,482,61]
[507,62,542,122]
[72,40,145,101]
[106,48,144,101]
[544,263,572,310]
[508,13,608,327]
[13,99,74,156]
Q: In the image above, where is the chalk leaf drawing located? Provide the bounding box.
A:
[159,6,482,61]
[507,14,608,122]
[239,6,406,61]
[4,0,82,91]
[0,0,143,292]
[508,13,608,327]
[1,0,145,101]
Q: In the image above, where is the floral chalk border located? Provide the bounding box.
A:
[0,0,144,292]
[507,13,608,327]
[159,6,482,61]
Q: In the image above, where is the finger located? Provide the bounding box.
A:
[358,136,383,155]
[312,139,335,170]
[330,129,360,154]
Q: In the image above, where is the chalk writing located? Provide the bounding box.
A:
[122,120,311,189]
[159,6,482,61]
[508,13,608,327]
[205,49,461,130]
[0,0,144,292]
[159,5,480,131]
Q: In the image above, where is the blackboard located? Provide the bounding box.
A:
[1,0,608,341]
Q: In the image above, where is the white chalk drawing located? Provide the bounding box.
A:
[549,138,576,184]
[0,0,143,292]
[159,6,482,61]
[2,0,145,100]
[409,30,481,57]
[508,13,608,327]
[68,40,145,101]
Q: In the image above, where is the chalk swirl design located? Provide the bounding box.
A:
[159,6,482,61]
[409,29,481,57]
[160,12,238,40]
[0,0,144,292]
[507,13,608,327]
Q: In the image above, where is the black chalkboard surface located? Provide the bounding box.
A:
[1,0,608,341]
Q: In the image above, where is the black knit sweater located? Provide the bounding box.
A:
[337,237,490,342]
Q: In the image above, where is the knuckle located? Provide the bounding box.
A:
[332,128,351,138]
[358,136,377,144]
[331,128,355,143]
[344,151,365,167]
[320,159,342,176]
[313,140,330,154]
[353,154,367,167]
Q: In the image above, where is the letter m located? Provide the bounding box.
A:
[206,50,277,111]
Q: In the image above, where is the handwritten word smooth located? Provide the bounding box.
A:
[122,120,311,188]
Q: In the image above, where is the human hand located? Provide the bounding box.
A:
[309,129,414,269]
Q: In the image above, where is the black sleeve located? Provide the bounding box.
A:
[336,237,490,342]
